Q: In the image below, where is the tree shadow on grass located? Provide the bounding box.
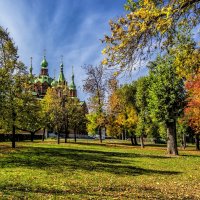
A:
[181,154,200,158]
[137,185,197,200]
[1,182,195,200]
[0,146,181,177]
[1,182,192,200]
[0,183,141,199]
[0,183,98,199]
[62,140,167,148]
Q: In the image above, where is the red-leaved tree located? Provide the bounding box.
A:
[185,71,200,150]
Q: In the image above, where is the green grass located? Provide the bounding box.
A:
[0,140,200,200]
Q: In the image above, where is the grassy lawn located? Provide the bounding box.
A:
[0,140,200,200]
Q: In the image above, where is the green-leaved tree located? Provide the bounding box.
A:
[148,55,185,155]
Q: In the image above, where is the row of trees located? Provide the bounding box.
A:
[1,0,199,155]
[106,55,186,155]
[85,34,199,156]
[85,0,200,155]
[43,87,87,144]
[0,26,87,148]
[85,52,199,155]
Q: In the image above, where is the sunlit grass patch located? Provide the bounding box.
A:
[0,140,200,199]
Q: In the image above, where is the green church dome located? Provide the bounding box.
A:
[41,56,48,68]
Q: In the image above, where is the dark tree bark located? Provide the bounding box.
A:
[123,129,126,140]
[130,132,138,146]
[166,121,178,155]
[12,124,16,148]
[74,127,77,143]
[64,124,68,143]
[182,134,186,149]
[12,110,16,148]
[130,135,134,146]
[98,126,102,143]
[195,134,199,150]
[31,132,34,142]
[134,135,138,145]
[42,128,45,141]
[57,132,60,144]
[122,129,124,140]
[140,135,144,148]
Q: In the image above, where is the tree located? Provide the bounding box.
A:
[102,0,200,71]
[106,77,123,139]
[42,88,66,144]
[123,106,138,144]
[106,114,122,138]
[148,55,185,155]
[184,71,200,150]
[86,112,99,136]
[107,82,138,144]
[135,76,149,148]
[0,26,30,148]
[83,64,107,143]
[17,92,44,142]
[177,117,188,149]
[169,25,200,78]
[67,98,87,143]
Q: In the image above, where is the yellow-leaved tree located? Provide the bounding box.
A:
[42,88,66,144]
[107,81,138,145]
[102,0,200,74]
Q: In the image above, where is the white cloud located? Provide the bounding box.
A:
[0,0,126,100]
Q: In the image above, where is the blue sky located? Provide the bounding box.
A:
[0,0,149,101]
[0,0,137,100]
[2,1,198,101]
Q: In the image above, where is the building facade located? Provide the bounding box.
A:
[31,55,78,99]
[30,55,88,137]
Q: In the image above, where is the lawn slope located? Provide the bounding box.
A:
[0,141,200,199]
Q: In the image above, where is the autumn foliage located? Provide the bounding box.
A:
[184,72,200,134]
[102,0,200,70]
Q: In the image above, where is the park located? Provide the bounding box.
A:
[0,139,200,199]
[0,0,200,199]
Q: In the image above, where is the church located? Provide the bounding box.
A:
[29,54,88,138]
[30,55,78,99]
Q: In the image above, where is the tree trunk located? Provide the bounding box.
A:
[74,127,77,143]
[98,126,102,143]
[31,132,34,142]
[130,132,137,146]
[64,124,68,143]
[182,134,186,149]
[134,135,138,145]
[166,121,178,155]
[140,135,144,148]
[124,129,127,140]
[57,132,60,144]
[12,124,16,148]
[12,110,16,148]
[195,134,199,150]
[42,128,45,141]
[130,134,134,146]
[121,131,123,140]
